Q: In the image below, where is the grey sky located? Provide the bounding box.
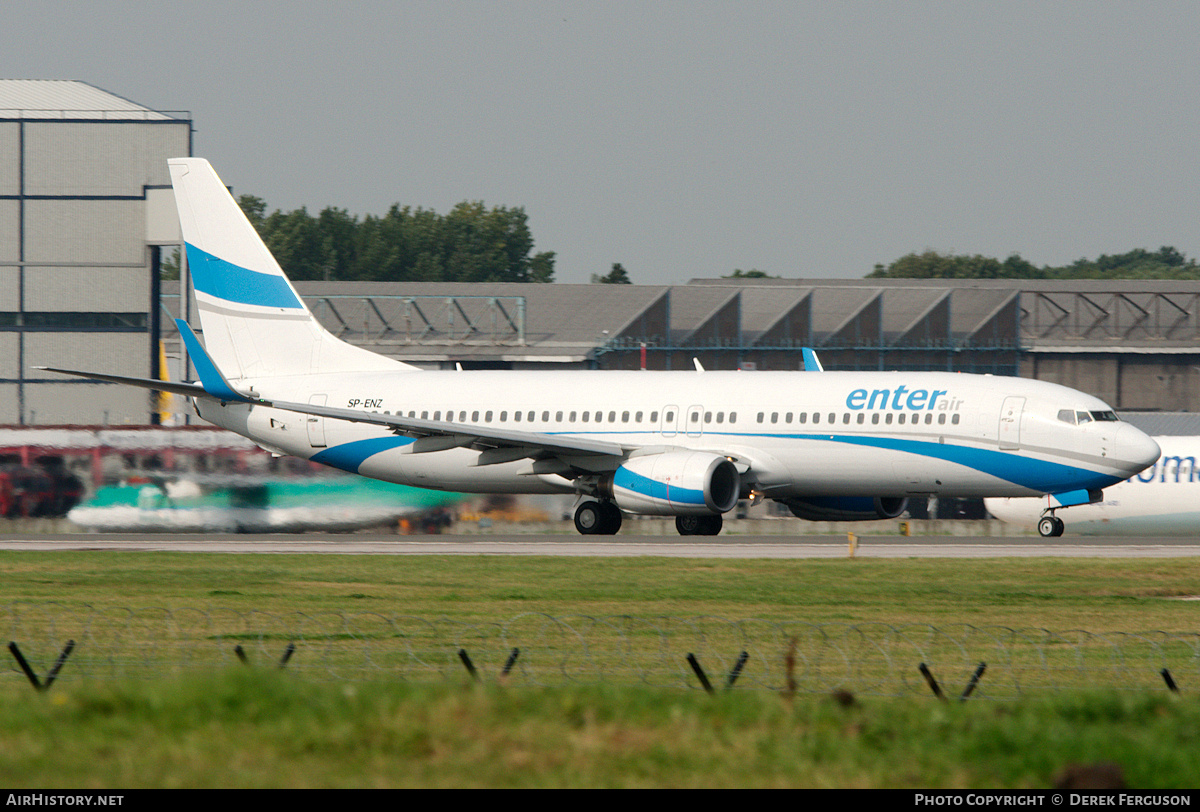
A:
[6,1,1200,284]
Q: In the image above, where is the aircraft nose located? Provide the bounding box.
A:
[1115,425,1160,473]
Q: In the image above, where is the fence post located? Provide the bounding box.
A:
[960,662,987,701]
[919,662,945,701]
[726,651,749,690]
[458,648,479,681]
[687,653,714,693]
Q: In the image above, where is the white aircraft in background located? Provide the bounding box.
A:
[42,158,1161,536]
[987,436,1200,536]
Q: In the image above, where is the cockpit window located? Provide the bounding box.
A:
[1090,410,1119,422]
[1057,409,1076,424]
[1075,411,1092,424]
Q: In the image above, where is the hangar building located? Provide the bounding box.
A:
[0,79,191,425]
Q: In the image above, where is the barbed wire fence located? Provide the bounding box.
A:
[3,602,1198,698]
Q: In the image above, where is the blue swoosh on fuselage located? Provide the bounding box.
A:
[309,430,1122,493]
[311,436,416,473]
[752,432,1122,492]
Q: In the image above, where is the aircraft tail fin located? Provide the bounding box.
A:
[168,158,418,381]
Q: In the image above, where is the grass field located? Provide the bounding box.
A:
[1,550,1199,787]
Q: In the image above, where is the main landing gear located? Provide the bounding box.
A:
[1038,513,1065,537]
[574,500,623,535]
[675,514,723,536]
[572,501,726,536]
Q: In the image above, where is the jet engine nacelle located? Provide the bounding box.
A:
[600,451,740,516]
[784,495,908,522]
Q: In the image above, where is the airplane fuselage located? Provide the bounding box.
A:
[197,368,1152,501]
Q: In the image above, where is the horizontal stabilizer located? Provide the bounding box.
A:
[36,367,210,400]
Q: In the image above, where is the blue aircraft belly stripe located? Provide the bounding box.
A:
[311,437,415,473]
[186,243,304,309]
[613,466,707,506]
[732,431,1121,492]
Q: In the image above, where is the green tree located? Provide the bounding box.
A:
[227,195,555,283]
[592,263,632,284]
[724,268,777,279]
[868,247,1200,280]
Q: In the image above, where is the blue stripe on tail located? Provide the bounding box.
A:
[185,243,303,309]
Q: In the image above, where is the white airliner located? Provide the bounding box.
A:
[986,436,1200,536]
[43,158,1161,536]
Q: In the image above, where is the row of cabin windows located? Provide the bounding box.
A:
[372,407,958,428]
[382,409,672,424]
[757,411,960,426]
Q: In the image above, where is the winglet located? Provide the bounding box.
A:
[176,319,253,403]
[801,347,824,372]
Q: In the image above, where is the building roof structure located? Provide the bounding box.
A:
[0,79,185,120]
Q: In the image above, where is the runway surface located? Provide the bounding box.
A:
[2,533,1200,557]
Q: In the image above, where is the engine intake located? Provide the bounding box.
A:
[783,496,908,522]
[600,451,740,516]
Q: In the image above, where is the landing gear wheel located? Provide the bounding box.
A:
[675,514,723,536]
[1038,515,1065,538]
[598,501,623,535]
[575,501,622,535]
[575,501,603,535]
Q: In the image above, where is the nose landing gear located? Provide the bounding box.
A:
[1038,513,1065,537]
